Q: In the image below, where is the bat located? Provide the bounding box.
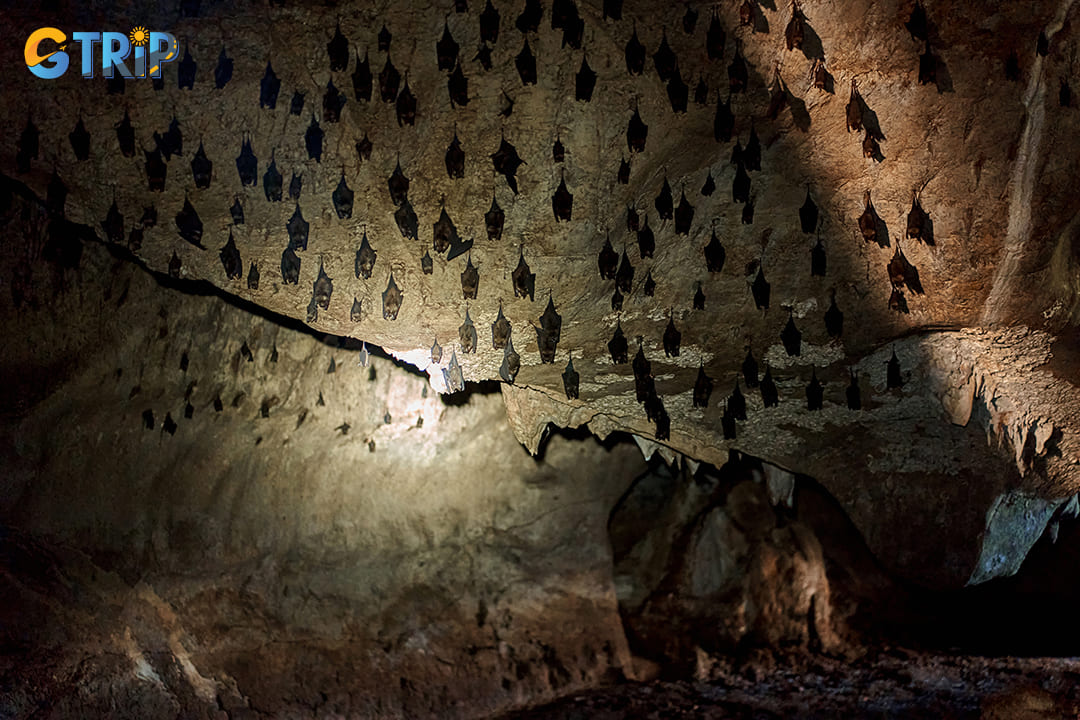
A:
[379,54,401,103]
[306,296,318,327]
[766,75,788,120]
[286,204,309,251]
[169,251,182,278]
[684,5,698,33]
[733,161,750,203]
[627,205,640,232]
[693,364,713,408]
[576,56,596,101]
[535,297,562,363]
[729,380,747,420]
[328,24,348,71]
[552,136,565,163]
[653,398,670,441]
[500,89,515,117]
[846,370,861,410]
[178,43,196,89]
[481,0,500,43]
[906,1,927,41]
[781,313,801,356]
[907,190,928,240]
[633,340,653,402]
[474,43,493,71]
[350,297,362,322]
[562,353,579,400]
[516,38,537,85]
[247,261,259,290]
[598,237,618,279]
[655,177,673,220]
[858,190,877,241]
[714,93,734,142]
[707,9,725,58]
[446,131,465,179]
[1061,79,1072,108]
[705,229,725,272]
[395,78,416,126]
[231,196,244,225]
[863,131,882,162]
[215,47,233,88]
[760,367,779,407]
[811,59,829,91]
[500,336,520,383]
[324,80,346,123]
[693,282,705,310]
[516,0,543,32]
[448,61,469,106]
[382,272,403,319]
[431,338,442,364]
[652,28,677,81]
[491,137,525,193]
[433,206,461,254]
[729,43,748,93]
[388,160,410,206]
[378,24,392,52]
[438,22,459,71]
[887,246,907,289]
[355,231,376,278]
[616,250,634,292]
[751,265,770,309]
[846,78,862,132]
[305,115,324,162]
[919,42,936,85]
[281,245,300,284]
[643,270,656,296]
[69,117,90,161]
[627,108,648,152]
[608,321,627,364]
[263,157,283,201]
[824,291,844,337]
[421,249,433,274]
[886,348,904,389]
[260,62,281,109]
[785,1,804,51]
[695,76,709,106]
[143,409,154,430]
[190,141,212,189]
[333,172,354,219]
[140,205,157,229]
[155,116,183,161]
[395,198,418,240]
[145,148,167,191]
[492,302,511,349]
[356,133,373,162]
[289,172,302,201]
[637,216,655,258]
[444,350,465,392]
[512,249,535,300]
[354,51,372,101]
[175,197,204,248]
[461,254,479,299]
[236,136,258,186]
[313,260,333,309]
[128,226,143,251]
[611,287,623,312]
[486,194,504,240]
[663,314,681,357]
[101,199,124,243]
[618,158,631,184]
[116,110,136,157]
[552,172,573,222]
[806,370,823,410]
[674,191,694,235]
[743,346,759,387]
[668,64,689,113]
[701,170,716,197]
[721,403,736,439]
[240,341,254,362]
[220,230,242,279]
[604,0,622,20]
[811,239,826,276]
[744,125,761,170]
[800,188,818,233]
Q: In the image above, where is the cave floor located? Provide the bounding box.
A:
[498,650,1080,719]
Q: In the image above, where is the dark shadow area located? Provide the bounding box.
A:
[440,379,502,406]
[799,20,825,61]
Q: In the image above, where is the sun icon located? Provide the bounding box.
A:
[129,26,149,47]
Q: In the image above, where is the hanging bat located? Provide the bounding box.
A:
[863,131,882,161]
[190,141,212,189]
[616,250,634,292]
[729,380,747,420]
[811,58,829,91]
[618,158,631,184]
[349,297,362,322]
[604,0,622,20]
[693,282,705,310]
[733,161,750,203]
[421,249,433,274]
[378,24,392,52]
[260,62,281,109]
[800,188,818,233]
[576,56,596,101]
[433,206,461,254]
[128,226,143,251]
[516,0,543,32]
[247,261,259,290]
[654,401,671,441]
[313,260,333,310]
[751,265,770,309]
[70,117,90,161]
[143,409,155,430]
[499,89,515,117]
[846,370,861,410]
[324,80,346,123]
[491,137,525,194]
[707,8,725,58]
[220,231,242,280]
[824,291,843,337]
[702,170,715,196]
[500,336,521,383]
[516,38,537,85]
[729,43,748,93]
[354,51,372,101]
[886,348,903,389]
[444,350,465,392]
[286,204,309,251]
[887,246,907,289]
[356,133,373,162]
[175,197,204,248]
[215,46,233,88]
[713,92,735,144]
[919,42,936,85]
[611,287,623,312]
[684,5,698,32]
[281,245,300,284]
[652,29,676,81]
[446,131,465,178]
[169,251,182,278]
[552,172,573,222]
[668,64,689,113]
[562,353,579,400]
[486,194,504,240]
[693,364,713,408]
[906,1,927,41]
[598,237,618,279]
[459,306,478,353]
[326,23,348,71]
[461,255,479,299]
[512,249,535,300]
[627,108,648,152]
[306,295,318,323]
[235,136,257,186]
[101,199,124,243]
[858,190,877,241]
[333,172,354,219]
[643,270,656,296]
[744,125,761,170]
[228,197,244,226]
[382,272,403,319]
[806,370,823,410]
[663,314,681,357]
[695,77,709,106]
[288,172,302,201]
[535,297,562,363]
[907,190,928,240]
[846,78,862,132]
[743,346,759,387]
[608,321,627,364]
[785,1,804,51]
[141,205,157,228]
[674,191,694,235]
[627,205,640,232]
[431,338,442,364]
[552,136,565,163]
[766,75,788,120]
[395,77,416,126]
[177,43,196,89]
[655,177,673,220]
[492,302,511,349]
[395,198,419,240]
[781,313,802,356]
[116,110,136,157]
[480,0,500,43]
[355,231,376,278]
[721,403,736,439]
[760,367,779,407]
[263,157,283,201]
[380,54,401,102]
[1061,79,1072,108]
[437,21,459,71]
[633,341,653,402]
[742,198,755,224]
[304,115,324,163]
[625,25,646,74]
[811,239,826,276]
[145,148,167,191]
[388,160,410,205]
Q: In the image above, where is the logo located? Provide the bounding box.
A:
[25,27,178,80]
